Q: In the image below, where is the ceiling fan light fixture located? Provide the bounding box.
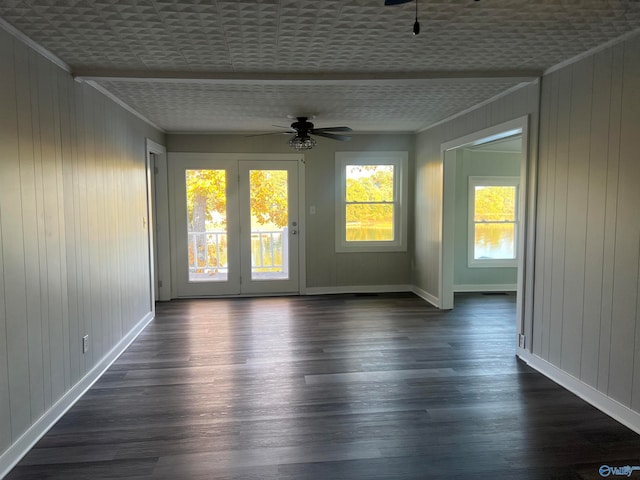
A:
[288,135,316,151]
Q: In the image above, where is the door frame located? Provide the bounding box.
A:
[167,152,306,298]
[238,160,300,295]
[439,116,536,353]
[146,139,171,301]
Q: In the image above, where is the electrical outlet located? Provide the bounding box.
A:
[82,335,89,354]
[518,334,526,349]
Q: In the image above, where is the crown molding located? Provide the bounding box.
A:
[415,80,538,134]
[72,69,540,86]
[544,27,640,76]
[84,80,166,133]
[0,16,70,73]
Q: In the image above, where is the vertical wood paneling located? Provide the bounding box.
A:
[597,43,624,394]
[560,57,593,377]
[14,41,46,422]
[61,69,81,387]
[0,30,13,452]
[533,33,640,410]
[548,66,573,366]
[0,32,32,439]
[75,84,92,376]
[540,72,561,361]
[580,48,613,388]
[0,27,163,461]
[56,66,73,390]
[84,90,101,365]
[0,204,10,453]
[38,56,64,405]
[625,35,640,410]
[609,35,640,406]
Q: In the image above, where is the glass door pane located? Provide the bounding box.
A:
[185,169,228,282]
[249,169,289,280]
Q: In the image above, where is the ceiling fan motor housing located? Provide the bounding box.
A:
[291,117,313,136]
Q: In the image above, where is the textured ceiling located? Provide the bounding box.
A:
[1,0,639,132]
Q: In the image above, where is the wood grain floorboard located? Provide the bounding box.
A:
[5,293,640,479]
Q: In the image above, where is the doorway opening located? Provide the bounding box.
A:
[440,116,532,352]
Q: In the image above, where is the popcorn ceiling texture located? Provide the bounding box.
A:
[1,0,638,131]
[97,79,524,132]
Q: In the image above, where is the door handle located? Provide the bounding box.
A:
[291,229,298,235]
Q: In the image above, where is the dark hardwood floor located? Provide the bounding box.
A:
[6,293,640,479]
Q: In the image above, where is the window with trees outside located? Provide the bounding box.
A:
[468,176,519,268]
[335,152,408,252]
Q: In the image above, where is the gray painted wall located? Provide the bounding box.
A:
[532,33,640,410]
[167,133,415,289]
[0,28,164,457]
[453,149,520,288]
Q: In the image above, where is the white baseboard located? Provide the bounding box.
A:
[518,351,640,435]
[305,285,413,296]
[453,283,517,293]
[410,286,440,308]
[0,311,155,478]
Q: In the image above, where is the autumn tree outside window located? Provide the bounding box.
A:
[335,152,408,253]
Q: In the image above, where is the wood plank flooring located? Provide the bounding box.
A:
[6,293,640,479]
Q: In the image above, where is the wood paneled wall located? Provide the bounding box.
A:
[532,33,640,409]
[0,27,163,456]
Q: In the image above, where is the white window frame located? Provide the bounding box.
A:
[468,176,520,268]
[335,151,408,253]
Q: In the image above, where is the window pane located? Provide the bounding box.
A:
[346,165,394,202]
[346,204,394,241]
[474,186,516,222]
[474,223,515,260]
[185,169,228,282]
[249,169,289,281]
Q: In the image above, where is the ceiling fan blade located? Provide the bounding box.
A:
[384,0,412,5]
[245,131,293,137]
[311,126,353,133]
[313,131,351,142]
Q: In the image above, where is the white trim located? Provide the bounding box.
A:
[147,140,171,302]
[169,153,303,162]
[417,82,536,133]
[305,285,413,296]
[410,285,440,308]
[297,159,307,295]
[73,71,539,85]
[166,130,417,136]
[0,16,71,73]
[335,151,409,253]
[167,152,305,298]
[453,284,517,293]
[0,311,154,479]
[519,353,640,436]
[544,27,640,76]
[83,80,165,133]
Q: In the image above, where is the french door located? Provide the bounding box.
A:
[172,155,301,296]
